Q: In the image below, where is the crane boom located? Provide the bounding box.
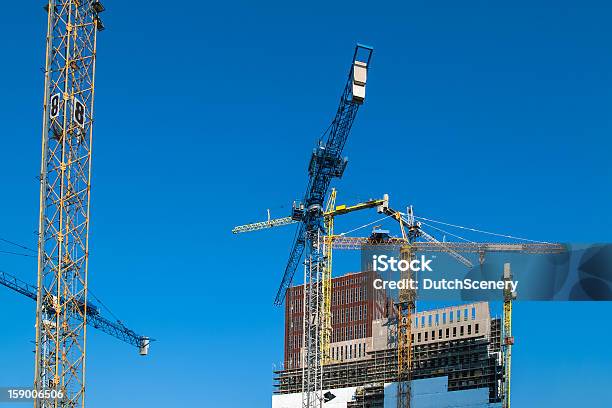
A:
[274,224,306,305]
[273,45,373,307]
[232,45,373,408]
[232,216,296,234]
[380,206,474,267]
[418,230,474,268]
[0,270,150,354]
[330,236,566,253]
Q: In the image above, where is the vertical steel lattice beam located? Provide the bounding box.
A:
[302,230,324,408]
[397,245,415,408]
[320,190,337,366]
[502,263,514,408]
[34,1,101,407]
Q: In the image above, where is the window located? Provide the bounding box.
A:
[411,334,414,343]
[421,316,425,327]
[464,308,468,321]
[442,313,446,324]
[475,323,479,334]
[471,307,476,320]
[425,332,428,341]
[449,312,454,322]
[439,329,443,338]
[457,310,461,322]
[468,325,472,335]
[446,328,449,338]
[418,332,421,342]
[431,330,435,340]
[460,326,465,336]
[453,327,457,337]
[428,315,432,327]
[435,314,439,326]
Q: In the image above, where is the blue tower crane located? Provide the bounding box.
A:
[277,44,373,306]
[234,44,373,408]
[0,270,151,355]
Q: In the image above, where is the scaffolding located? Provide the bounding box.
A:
[274,319,504,404]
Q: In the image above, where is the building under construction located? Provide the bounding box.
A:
[273,271,504,407]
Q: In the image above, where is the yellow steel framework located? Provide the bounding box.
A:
[329,204,562,408]
[396,245,416,408]
[320,190,388,365]
[321,189,336,365]
[502,263,515,408]
[34,2,105,407]
[234,192,558,408]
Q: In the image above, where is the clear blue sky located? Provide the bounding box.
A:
[1,1,611,407]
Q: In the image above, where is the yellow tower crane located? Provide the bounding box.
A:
[502,263,516,408]
[329,202,563,408]
[235,191,562,408]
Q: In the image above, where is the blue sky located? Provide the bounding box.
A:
[1,0,612,406]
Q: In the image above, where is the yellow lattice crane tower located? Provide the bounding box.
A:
[502,263,516,408]
[34,1,106,406]
[331,201,563,408]
[235,187,561,408]
[396,244,416,408]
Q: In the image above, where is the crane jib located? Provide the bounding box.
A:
[274,45,373,306]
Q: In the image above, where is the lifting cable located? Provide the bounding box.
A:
[1,235,125,326]
[0,237,37,258]
[410,214,550,244]
[337,213,398,237]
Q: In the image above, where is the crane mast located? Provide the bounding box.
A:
[233,45,373,408]
[502,263,515,408]
[296,46,372,408]
[34,1,105,406]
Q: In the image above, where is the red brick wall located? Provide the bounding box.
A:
[283,271,389,369]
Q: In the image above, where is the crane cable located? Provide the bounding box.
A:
[0,237,37,253]
[0,250,36,258]
[418,220,475,243]
[336,213,398,237]
[0,237,37,258]
[409,214,551,244]
[1,235,126,326]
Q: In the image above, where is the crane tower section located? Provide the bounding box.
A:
[34,1,105,407]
